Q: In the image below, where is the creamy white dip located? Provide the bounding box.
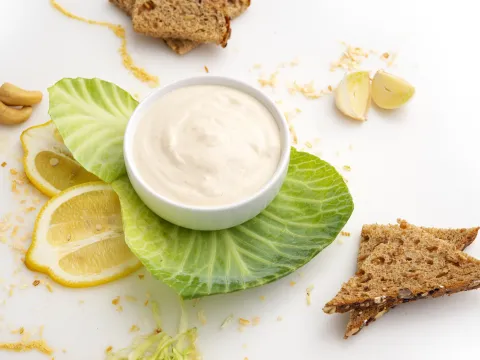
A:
[133,85,281,207]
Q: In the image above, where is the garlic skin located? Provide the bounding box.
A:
[371,70,415,110]
[335,71,371,121]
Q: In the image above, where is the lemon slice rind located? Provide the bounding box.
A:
[26,182,142,288]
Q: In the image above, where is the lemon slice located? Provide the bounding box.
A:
[21,121,100,197]
[371,70,415,109]
[335,71,371,121]
[26,182,141,287]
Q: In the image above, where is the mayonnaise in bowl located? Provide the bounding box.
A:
[133,85,281,207]
[124,76,290,230]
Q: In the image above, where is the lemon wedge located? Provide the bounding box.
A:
[371,70,415,109]
[21,121,100,197]
[26,182,141,287]
[335,71,371,121]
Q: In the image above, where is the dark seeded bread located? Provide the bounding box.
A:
[163,0,250,54]
[344,222,479,338]
[324,222,480,315]
[132,0,231,46]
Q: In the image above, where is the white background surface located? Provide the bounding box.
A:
[1,0,480,359]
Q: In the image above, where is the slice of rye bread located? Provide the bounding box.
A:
[323,221,480,315]
[164,0,250,55]
[132,0,231,46]
[344,222,479,338]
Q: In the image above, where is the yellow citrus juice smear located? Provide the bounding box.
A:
[50,0,159,87]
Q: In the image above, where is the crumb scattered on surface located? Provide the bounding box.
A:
[138,274,144,280]
[289,281,296,287]
[252,317,260,326]
[105,346,113,353]
[239,318,250,326]
[258,71,279,88]
[330,43,370,71]
[340,231,351,236]
[277,316,283,322]
[204,65,209,73]
[1,162,6,167]
[305,141,312,149]
[288,81,332,99]
[112,296,120,306]
[259,295,265,301]
[343,165,351,172]
[32,280,40,287]
[129,325,140,332]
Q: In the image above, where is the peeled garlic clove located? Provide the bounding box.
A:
[335,71,371,121]
[371,70,415,109]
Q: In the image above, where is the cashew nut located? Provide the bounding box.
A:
[0,101,32,125]
[0,83,43,106]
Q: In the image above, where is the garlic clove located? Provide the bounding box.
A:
[335,71,371,121]
[371,70,415,110]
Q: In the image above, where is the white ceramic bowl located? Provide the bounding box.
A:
[124,76,291,231]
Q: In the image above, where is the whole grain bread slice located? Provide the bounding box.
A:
[163,0,250,54]
[344,222,479,338]
[132,0,231,46]
[323,222,480,315]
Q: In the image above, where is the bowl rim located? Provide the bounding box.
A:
[123,75,291,212]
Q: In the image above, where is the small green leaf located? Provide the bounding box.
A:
[48,78,138,183]
[112,148,354,299]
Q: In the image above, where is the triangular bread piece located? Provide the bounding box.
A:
[132,0,231,46]
[324,222,480,315]
[345,222,479,338]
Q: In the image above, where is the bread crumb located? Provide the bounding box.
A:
[45,283,53,293]
[239,318,250,326]
[32,280,40,287]
[198,310,207,325]
[144,299,149,307]
[116,305,123,312]
[105,346,113,353]
[1,162,6,167]
[330,43,370,72]
[50,0,159,87]
[138,274,144,280]
[112,296,120,306]
[305,141,312,149]
[381,52,390,59]
[9,169,18,175]
[252,316,260,326]
[129,325,140,332]
[289,281,296,287]
[341,231,351,236]
[343,165,351,171]
[25,207,36,213]
[258,71,279,88]
[204,65,209,73]
[277,316,283,321]
[259,295,266,301]
[288,81,332,99]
